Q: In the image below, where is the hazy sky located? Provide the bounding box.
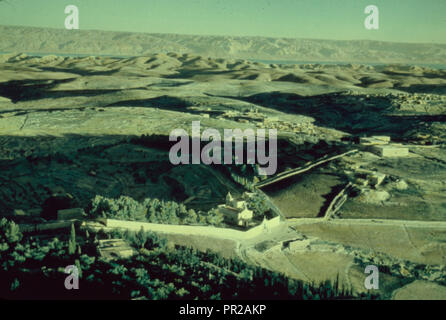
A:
[0,0,445,43]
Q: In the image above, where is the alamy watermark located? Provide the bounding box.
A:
[64,265,79,290]
[65,5,79,30]
[364,265,379,290]
[364,5,379,30]
[169,121,278,176]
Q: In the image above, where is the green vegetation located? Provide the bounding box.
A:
[0,218,22,252]
[87,195,224,226]
[0,218,379,300]
[68,223,77,255]
[218,163,265,191]
[245,192,274,219]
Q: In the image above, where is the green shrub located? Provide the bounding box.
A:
[87,195,223,226]
[0,218,22,251]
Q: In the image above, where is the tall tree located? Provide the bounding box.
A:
[68,223,77,255]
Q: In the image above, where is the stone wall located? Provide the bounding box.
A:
[104,216,281,241]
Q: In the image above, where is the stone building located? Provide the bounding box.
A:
[218,193,253,227]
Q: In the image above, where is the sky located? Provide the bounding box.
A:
[0,0,445,43]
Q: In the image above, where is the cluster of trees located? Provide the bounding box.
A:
[0,221,380,300]
[0,220,86,298]
[86,189,277,227]
[0,218,22,252]
[245,192,272,219]
[88,195,224,226]
[216,163,268,191]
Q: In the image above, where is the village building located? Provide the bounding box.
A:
[218,193,253,227]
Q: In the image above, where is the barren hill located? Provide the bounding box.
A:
[1,25,446,64]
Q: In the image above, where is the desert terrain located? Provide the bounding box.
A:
[1,25,446,65]
[0,48,446,299]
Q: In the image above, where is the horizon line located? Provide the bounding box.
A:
[1,24,446,46]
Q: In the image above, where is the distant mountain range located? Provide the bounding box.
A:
[1,25,445,64]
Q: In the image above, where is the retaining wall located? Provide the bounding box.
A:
[104,215,281,240]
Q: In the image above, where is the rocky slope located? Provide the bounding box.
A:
[1,25,446,64]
